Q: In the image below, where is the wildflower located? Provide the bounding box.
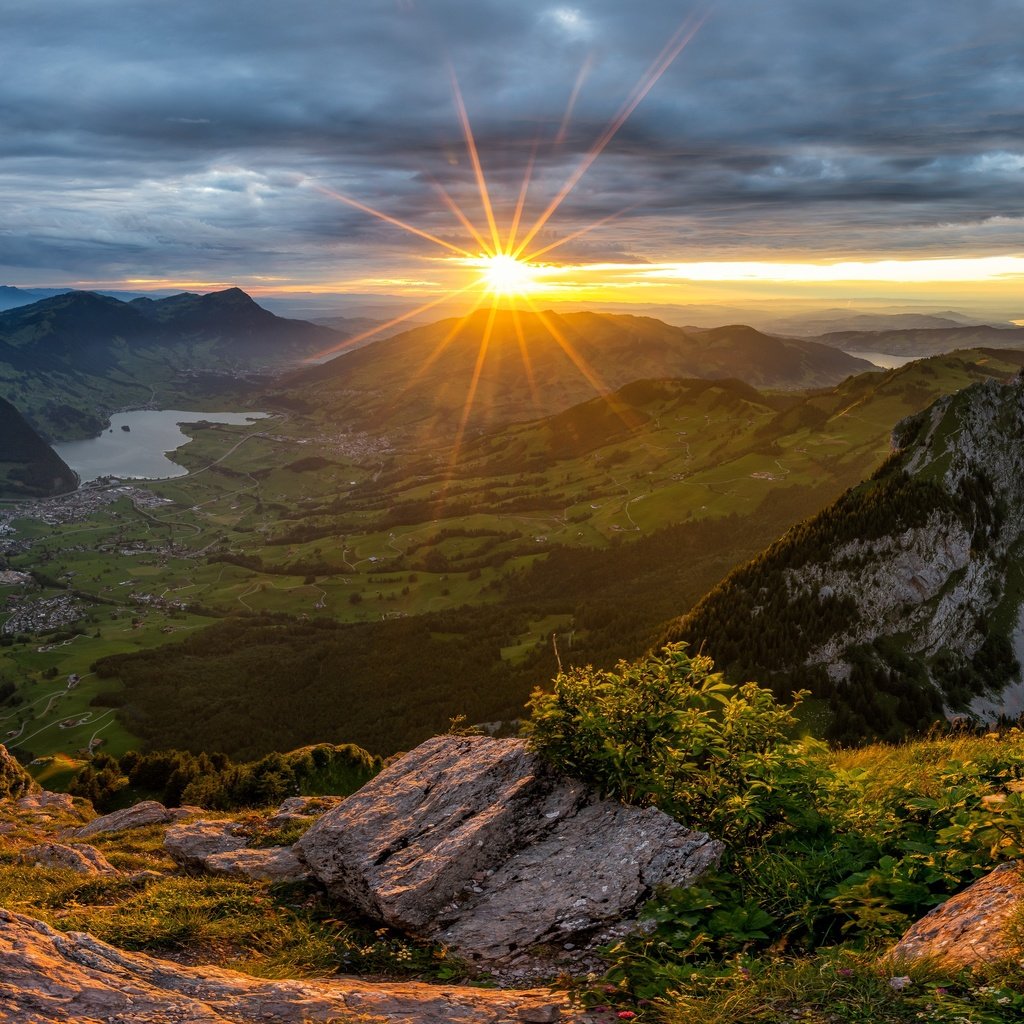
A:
[889,976,912,991]
[837,968,854,978]
[617,1013,637,1021]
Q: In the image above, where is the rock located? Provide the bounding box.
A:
[164,819,247,867]
[438,799,722,963]
[889,862,1024,969]
[276,795,344,816]
[205,846,312,883]
[0,907,585,1023]
[165,819,311,882]
[21,842,119,876]
[167,804,205,821]
[76,800,173,838]
[267,794,343,827]
[16,790,88,818]
[0,743,39,800]
[297,735,723,966]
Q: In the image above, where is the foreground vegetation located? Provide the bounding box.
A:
[4,643,1024,1020]
[528,645,1024,1022]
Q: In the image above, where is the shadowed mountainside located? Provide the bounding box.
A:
[0,395,77,497]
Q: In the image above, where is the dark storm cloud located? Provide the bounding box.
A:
[2,0,1023,281]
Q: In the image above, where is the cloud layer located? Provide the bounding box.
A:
[2,0,1023,288]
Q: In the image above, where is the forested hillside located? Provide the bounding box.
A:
[666,374,1024,742]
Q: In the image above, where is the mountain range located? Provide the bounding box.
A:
[288,310,873,442]
[0,289,340,438]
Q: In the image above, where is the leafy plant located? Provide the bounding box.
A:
[526,642,822,843]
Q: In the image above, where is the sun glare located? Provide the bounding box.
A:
[477,254,541,296]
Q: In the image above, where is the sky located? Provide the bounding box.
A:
[2,0,1024,316]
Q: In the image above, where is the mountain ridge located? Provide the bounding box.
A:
[664,371,1024,741]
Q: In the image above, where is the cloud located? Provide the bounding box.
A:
[0,0,1022,286]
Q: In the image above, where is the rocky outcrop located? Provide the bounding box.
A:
[889,862,1024,969]
[77,800,174,838]
[165,818,311,883]
[16,790,86,818]
[164,819,248,866]
[0,908,583,1023]
[297,735,723,968]
[0,743,39,800]
[668,376,1024,727]
[20,842,119,876]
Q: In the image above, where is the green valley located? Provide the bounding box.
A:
[3,345,1022,768]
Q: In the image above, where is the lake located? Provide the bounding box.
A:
[845,351,920,369]
[54,410,268,484]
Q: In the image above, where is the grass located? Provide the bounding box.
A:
[653,951,1024,1024]
[0,798,464,985]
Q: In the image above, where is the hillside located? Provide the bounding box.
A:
[0,396,77,498]
[816,324,1024,357]
[665,369,1024,741]
[286,310,872,442]
[38,351,1017,761]
[0,289,340,438]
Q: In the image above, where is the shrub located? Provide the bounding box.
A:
[525,643,824,843]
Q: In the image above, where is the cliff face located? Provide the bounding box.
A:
[668,375,1024,738]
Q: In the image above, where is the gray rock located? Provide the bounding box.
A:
[266,795,343,828]
[0,907,586,1023]
[438,800,722,962]
[77,800,173,838]
[276,795,344,816]
[297,735,723,966]
[205,846,312,883]
[164,819,248,867]
[21,842,119,876]
[297,735,591,932]
[166,804,205,821]
[15,790,91,821]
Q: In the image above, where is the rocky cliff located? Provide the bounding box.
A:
[667,374,1024,739]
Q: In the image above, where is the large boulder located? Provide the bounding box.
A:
[889,862,1024,969]
[0,907,584,1023]
[21,842,119,876]
[0,743,39,800]
[77,800,173,838]
[296,735,723,967]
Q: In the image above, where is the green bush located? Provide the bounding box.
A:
[526,642,824,843]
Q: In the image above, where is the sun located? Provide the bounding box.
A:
[477,253,542,296]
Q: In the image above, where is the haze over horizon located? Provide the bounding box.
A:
[3,1,1023,318]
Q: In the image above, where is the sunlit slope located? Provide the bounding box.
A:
[286,310,872,442]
